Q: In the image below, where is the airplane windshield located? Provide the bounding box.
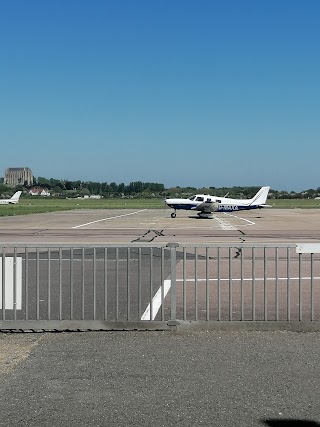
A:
[189,196,196,201]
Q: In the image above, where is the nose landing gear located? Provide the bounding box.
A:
[171,211,176,218]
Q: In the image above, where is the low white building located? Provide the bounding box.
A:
[29,187,51,196]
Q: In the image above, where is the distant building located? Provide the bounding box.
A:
[4,167,33,187]
[29,187,50,196]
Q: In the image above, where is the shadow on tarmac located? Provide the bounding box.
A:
[262,420,320,426]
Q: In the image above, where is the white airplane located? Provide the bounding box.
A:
[0,191,22,205]
[165,186,270,218]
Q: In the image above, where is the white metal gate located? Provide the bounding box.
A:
[1,243,320,331]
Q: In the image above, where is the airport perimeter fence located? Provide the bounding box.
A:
[1,242,320,332]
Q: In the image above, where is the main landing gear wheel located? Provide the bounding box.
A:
[198,212,213,219]
[171,212,176,218]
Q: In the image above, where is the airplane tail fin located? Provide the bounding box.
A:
[10,191,22,202]
[249,186,270,206]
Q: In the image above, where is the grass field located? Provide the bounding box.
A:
[0,197,319,217]
[0,198,165,217]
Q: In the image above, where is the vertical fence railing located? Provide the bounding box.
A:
[205,248,209,321]
[149,247,153,321]
[138,247,142,320]
[1,248,5,322]
[228,247,232,321]
[183,247,187,320]
[13,247,17,321]
[252,247,256,321]
[0,243,319,330]
[176,243,320,324]
[25,248,29,321]
[104,247,108,321]
[160,247,165,321]
[286,247,290,321]
[217,247,221,321]
[275,247,279,321]
[311,253,314,321]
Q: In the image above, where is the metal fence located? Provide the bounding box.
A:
[1,242,320,331]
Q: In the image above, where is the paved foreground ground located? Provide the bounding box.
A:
[1,210,320,426]
[0,331,319,426]
[1,208,320,244]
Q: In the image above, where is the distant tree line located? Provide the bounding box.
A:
[33,177,165,197]
[1,177,166,198]
[0,176,320,199]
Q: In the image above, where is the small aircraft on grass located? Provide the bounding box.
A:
[0,191,22,205]
[165,186,270,218]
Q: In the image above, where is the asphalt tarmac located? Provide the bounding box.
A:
[0,330,320,426]
[0,208,320,426]
[0,207,320,244]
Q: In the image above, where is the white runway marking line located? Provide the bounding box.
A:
[214,216,236,230]
[223,212,256,225]
[72,209,147,229]
[141,280,171,320]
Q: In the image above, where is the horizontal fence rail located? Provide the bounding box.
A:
[0,243,320,331]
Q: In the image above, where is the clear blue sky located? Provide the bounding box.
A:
[1,0,319,191]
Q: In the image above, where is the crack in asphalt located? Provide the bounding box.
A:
[131,229,165,243]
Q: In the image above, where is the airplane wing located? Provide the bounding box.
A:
[194,201,216,213]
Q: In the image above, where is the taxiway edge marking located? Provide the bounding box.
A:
[72,209,147,229]
[141,280,171,321]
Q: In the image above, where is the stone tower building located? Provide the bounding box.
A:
[4,167,33,187]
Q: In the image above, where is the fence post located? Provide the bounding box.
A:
[166,242,180,329]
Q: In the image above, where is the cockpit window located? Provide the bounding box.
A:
[189,196,196,201]
[195,196,204,202]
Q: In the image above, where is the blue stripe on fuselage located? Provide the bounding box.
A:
[217,205,260,212]
[167,203,199,210]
